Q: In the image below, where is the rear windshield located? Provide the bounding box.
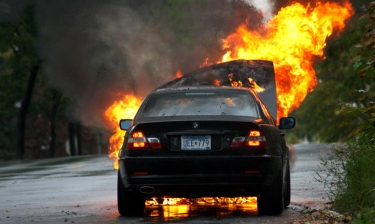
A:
[140,91,259,118]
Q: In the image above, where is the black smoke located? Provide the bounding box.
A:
[1,0,264,128]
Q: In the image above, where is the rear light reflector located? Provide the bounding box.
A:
[127,131,162,149]
[230,137,246,148]
[246,130,267,147]
[127,135,148,149]
[247,141,260,146]
[133,142,146,148]
[249,131,261,136]
[147,137,162,149]
[132,131,144,138]
[230,130,268,148]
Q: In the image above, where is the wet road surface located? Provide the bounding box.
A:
[0,143,331,223]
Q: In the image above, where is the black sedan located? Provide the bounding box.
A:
[117,85,295,216]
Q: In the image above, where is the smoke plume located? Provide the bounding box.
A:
[1,0,265,128]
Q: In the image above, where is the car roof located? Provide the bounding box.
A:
[151,85,258,95]
[135,85,275,124]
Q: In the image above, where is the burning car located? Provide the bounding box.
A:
[117,60,295,216]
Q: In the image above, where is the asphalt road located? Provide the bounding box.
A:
[0,143,332,223]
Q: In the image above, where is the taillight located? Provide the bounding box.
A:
[147,137,162,149]
[230,130,268,148]
[127,131,162,149]
[230,137,246,148]
[132,132,144,138]
[246,130,267,147]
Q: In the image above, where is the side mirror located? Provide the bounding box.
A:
[119,119,132,130]
[279,117,295,129]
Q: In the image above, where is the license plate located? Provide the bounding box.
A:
[181,136,211,150]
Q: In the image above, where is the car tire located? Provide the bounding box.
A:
[117,172,145,216]
[284,161,291,208]
[257,168,284,215]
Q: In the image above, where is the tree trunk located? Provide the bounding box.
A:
[49,89,61,157]
[76,123,83,155]
[17,64,40,160]
[68,122,76,156]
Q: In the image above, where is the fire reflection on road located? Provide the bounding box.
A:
[145,197,258,220]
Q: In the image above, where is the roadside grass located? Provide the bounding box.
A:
[353,207,375,224]
[316,131,375,223]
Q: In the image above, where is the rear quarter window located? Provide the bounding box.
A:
[140,91,259,118]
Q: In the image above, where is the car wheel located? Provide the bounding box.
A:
[284,160,291,208]
[257,168,284,215]
[117,172,145,216]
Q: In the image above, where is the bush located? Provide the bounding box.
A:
[353,207,375,224]
[315,2,375,221]
[316,129,375,218]
[285,132,300,144]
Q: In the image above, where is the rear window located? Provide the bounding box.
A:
[140,91,259,118]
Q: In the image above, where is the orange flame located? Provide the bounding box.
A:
[103,2,354,209]
[104,1,354,171]
[200,57,210,68]
[220,1,354,117]
[104,94,142,169]
[175,69,183,78]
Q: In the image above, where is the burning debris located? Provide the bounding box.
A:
[146,197,257,206]
[161,60,274,90]
[160,60,277,120]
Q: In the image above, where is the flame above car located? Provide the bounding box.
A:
[104,1,354,170]
[219,1,354,118]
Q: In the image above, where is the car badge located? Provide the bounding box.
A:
[192,122,199,129]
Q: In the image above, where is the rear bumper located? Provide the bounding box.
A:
[119,155,282,198]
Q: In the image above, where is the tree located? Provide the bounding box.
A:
[0,6,41,159]
[315,3,375,217]
[0,6,73,160]
[343,1,375,134]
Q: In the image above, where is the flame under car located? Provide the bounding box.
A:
[117,82,295,216]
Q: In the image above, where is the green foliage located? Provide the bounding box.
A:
[0,6,71,159]
[148,0,194,46]
[316,126,375,215]
[163,0,191,45]
[353,207,375,224]
[301,107,374,216]
[351,1,375,79]
[0,6,40,157]
[284,131,300,144]
[315,2,375,220]
[291,78,355,142]
[344,1,375,134]
[0,7,38,112]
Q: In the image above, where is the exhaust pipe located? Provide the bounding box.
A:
[139,186,155,194]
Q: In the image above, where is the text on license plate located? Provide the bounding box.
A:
[181,136,211,150]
